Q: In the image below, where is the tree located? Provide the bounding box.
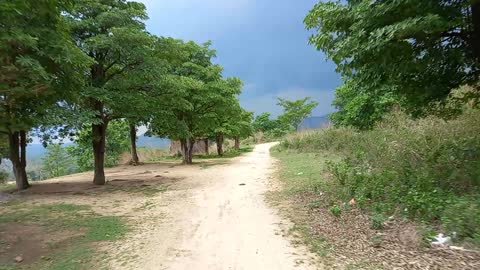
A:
[66,0,155,185]
[149,40,242,164]
[207,83,245,156]
[305,0,480,128]
[0,0,90,190]
[230,110,254,150]
[252,113,278,132]
[277,97,318,131]
[67,120,130,172]
[42,144,76,178]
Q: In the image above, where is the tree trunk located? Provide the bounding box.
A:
[8,131,29,190]
[92,121,108,185]
[216,133,224,156]
[187,139,194,164]
[180,138,188,164]
[204,138,209,155]
[129,123,139,165]
[234,136,240,150]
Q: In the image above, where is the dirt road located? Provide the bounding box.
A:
[106,142,318,269]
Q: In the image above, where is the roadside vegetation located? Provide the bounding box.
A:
[269,0,480,268]
[276,110,480,243]
[272,113,480,269]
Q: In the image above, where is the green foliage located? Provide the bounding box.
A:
[329,205,342,217]
[252,97,318,142]
[278,109,480,242]
[148,39,246,162]
[305,0,480,128]
[253,113,279,132]
[42,144,77,178]
[371,213,385,230]
[0,135,7,161]
[277,97,318,130]
[441,196,480,243]
[0,0,91,133]
[0,170,8,184]
[68,120,130,171]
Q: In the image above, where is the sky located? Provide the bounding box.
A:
[138,0,341,117]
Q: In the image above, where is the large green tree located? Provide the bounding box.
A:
[211,102,252,155]
[0,0,90,190]
[305,0,480,128]
[252,113,279,133]
[277,97,318,131]
[230,109,254,150]
[66,0,155,185]
[149,40,242,164]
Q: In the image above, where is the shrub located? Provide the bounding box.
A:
[278,109,480,242]
[371,213,385,230]
[0,169,9,184]
[330,205,342,217]
[441,196,480,243]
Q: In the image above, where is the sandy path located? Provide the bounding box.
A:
[106,143,318,270]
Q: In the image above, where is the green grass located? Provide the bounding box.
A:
[0,202,128,269]
[277,110,480,245]
[0,182,15,192]
[271,150,341,202]
[288,224,332,256]
[270,149,338,258]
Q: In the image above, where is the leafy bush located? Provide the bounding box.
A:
[277,109,480,242]
[68,120,130,171]
[441,196,480,243]
[0,169,9,184]
[329,205,342,217]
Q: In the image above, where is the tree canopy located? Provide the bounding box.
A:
[0,0,90,189]
[305,0,480,128]
[0,0,253,189]
[277,97,318,131]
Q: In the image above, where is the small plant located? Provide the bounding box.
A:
[370,213,385,230]
[419,224,438,247]
[329,205,342,217]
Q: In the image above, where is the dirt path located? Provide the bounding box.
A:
[105,143,318,269]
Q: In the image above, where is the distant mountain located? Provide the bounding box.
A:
[23,135,169,163]
[298,116,330,130]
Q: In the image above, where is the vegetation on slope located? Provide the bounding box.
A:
[275,110,480,245]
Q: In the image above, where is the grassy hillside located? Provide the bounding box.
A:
[274,110,480,246]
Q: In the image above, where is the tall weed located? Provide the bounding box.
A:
[277,110,480,242]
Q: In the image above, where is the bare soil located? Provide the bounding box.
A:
[0,223,80,265]
[270,168,480,270]
[2,143,319,269]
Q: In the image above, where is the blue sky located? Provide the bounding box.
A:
[139,0,341,117]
